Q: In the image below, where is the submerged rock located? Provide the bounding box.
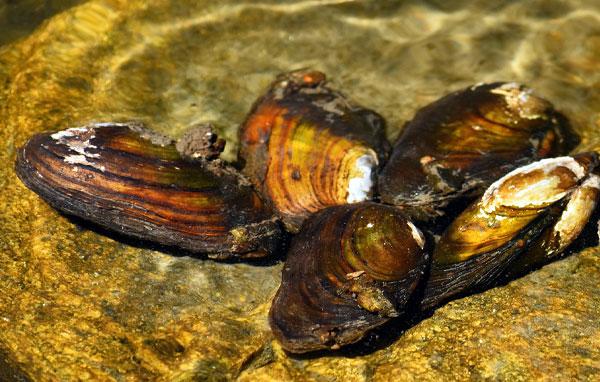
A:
[1,0,599,380]
[239,250,600,381]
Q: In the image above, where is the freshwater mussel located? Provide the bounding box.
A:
[14,70,598,355]
[378,82,577,220]
[15,122,282,259]
[421,153,600,309]
[239,70,390,232]
[269,202,427,353]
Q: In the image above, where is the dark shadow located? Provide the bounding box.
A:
[0,0,87,46]
[62,212,291,267]
[0,346,31,382]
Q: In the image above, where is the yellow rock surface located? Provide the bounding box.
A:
[1,1,599,380]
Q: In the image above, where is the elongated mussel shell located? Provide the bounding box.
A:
[421,153,599,309]
[379,83,578,220]
[240,70,390,232]
[15,122,282,259]
[269,202,428,353]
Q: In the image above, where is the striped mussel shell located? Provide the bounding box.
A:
[239,70,390,233]
[15,122,282,259]
[378,82,578,221]
[269,202,428,353]
[421,153,600,309]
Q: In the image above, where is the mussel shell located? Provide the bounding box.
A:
[503,172,600,278]
[239,70,390,233]
[421,154,598,309]
[15,122,282,259]
[378,82,578,221]
[269,202,428,353]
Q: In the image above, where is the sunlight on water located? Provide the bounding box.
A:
[0,1,599,380]
[1,0,599,161]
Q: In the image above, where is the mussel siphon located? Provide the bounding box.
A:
[15,122,282,259]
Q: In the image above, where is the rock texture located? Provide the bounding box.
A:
[1,0,599,381]
[239,251,600,381]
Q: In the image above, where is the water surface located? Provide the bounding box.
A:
[1,1,599,380]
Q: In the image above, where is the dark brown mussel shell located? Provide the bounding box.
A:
[269,202,428,353]
[421,153,599,309]
[379,82,578,221]
[239,70,390,233]
[15,122,282,259]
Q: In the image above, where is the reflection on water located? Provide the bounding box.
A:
[0,0,599,380]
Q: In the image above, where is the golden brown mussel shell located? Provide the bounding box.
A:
[378,82,578,221]
[269,202,428,353]
[239,70,390,233]
[15,122,282,259]
[421,153,600,309]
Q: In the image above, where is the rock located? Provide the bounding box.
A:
[238,250,600,381]
[0,0,599,380]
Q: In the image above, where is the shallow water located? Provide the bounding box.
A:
[1,1,599,380]
[2,1,600,157]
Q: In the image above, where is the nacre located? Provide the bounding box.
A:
[269,202,427,353]
[15,122,282,259]
[421,153,599,309]
[378,82,577,220]
[239,70,390,232]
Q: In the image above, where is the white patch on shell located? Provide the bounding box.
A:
[66,137,99,158]
[528,136,540,149]
[64,154,95,166]
[90,122,130,128]
[346,270,365,280]
[490,82,546,120]
[52,126,102,169]
[346,154,377,203]
[490,82,522,94]
[50,127,89,140]
[406,220,425,249]
[482,157,586,213]
[552,174,600,251]
[470,82,486,90]
[420,155,434,165]
[422,161,454,193]
[311,95,351,116]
